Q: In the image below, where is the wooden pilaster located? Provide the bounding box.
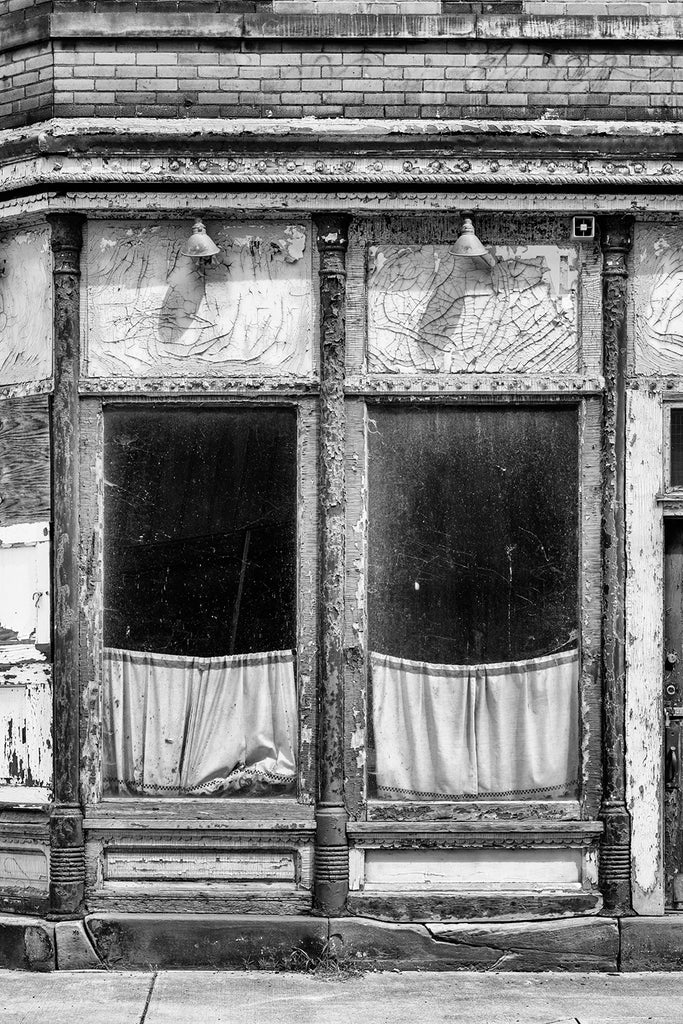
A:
[599,215,633,915]
[313,214,351,916]
[48,213,85,918]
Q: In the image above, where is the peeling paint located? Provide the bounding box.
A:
[84,220,313,379]
[0,224,52,387]
[367,243,578,374]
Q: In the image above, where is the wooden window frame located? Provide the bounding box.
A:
[343,392,602,825]
[78,393,319,824]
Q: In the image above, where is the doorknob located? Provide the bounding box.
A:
[667,745,679,789]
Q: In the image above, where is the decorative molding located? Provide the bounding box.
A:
[345,374,604,396]
[348,822,603,850]
[6,192,683,226]
[78,377,318,396]
[7,154,683,195]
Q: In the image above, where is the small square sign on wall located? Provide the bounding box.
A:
[572,215,595,241]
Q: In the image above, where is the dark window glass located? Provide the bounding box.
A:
[368,406,578,665]
[367,406,580,802]
[104,406,297,657]
[671,408,683,488]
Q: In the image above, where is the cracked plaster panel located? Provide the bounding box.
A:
[634,224,683,375]
[367,244,578,374]
[0,226,51,387]
[84,221,313,378]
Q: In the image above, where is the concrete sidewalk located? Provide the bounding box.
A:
[1,971,683,1024]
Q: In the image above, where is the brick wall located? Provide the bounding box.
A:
[0,42,53,127]
[2,8,683,128]
[47,39,683,121]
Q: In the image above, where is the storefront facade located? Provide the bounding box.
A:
[1,4,683,969]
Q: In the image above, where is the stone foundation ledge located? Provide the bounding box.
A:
[8,913,683,972]
[0,913,631,972]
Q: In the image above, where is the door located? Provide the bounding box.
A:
[664,520,683,909]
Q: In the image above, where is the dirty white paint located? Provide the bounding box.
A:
[362,848,582,891]
[634,224,683,374]
[625,387,665,915]
[367,244,578,373]
[348,848,365,891]
[0,521,50,647]
[0,657,52,795]
[0,225,52,387]
[84,220,313,377]
[105,849,295,883]
[0,846,48,892]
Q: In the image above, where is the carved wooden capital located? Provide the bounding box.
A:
[48,214,85,269]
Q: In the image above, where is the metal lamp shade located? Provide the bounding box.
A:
[180,219,220,259]
[452,217,496,267]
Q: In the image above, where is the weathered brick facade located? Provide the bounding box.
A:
[2,6,683,126]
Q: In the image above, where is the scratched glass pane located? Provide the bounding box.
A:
[368,405,579,802]
[671,408,683,487]
[102,407,297,798]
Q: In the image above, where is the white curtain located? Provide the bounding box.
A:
[372,648,579,800]
[103,648,297,796]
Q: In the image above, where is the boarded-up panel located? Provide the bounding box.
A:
[85,221,313,378]
[634,224,683,375]
[0,225,52,387]
[0,396,50,527]
[368,244,578,373]
[625,388,665,914]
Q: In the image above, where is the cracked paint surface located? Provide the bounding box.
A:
[85,221,313,377]
[0,225,52,387]
[0,646,52,790]
[634,224,683,375]
[367,243,578,373]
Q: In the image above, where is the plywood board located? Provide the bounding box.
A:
[0,225,52,387]
[0,396,50,527]
[85,220,313,378]
[367,244,578,374]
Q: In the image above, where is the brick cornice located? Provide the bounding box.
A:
[4,9,683,53]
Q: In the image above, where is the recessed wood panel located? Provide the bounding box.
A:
[104,848,295,884]
[362,848,582,890]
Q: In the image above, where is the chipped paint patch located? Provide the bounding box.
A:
[0,521,50,647]
[0,662,52,792]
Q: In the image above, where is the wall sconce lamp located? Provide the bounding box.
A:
[452,217,496,269]
[180,219,220,265]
